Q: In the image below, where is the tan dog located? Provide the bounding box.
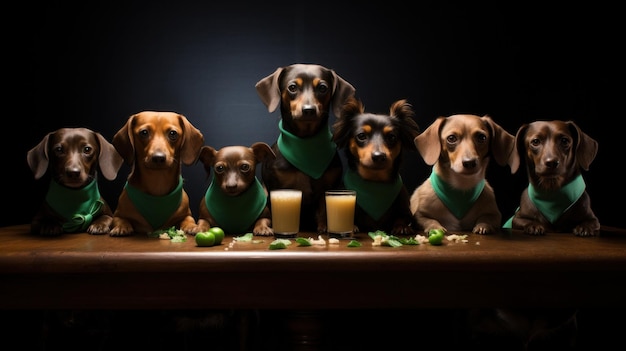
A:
[255,63,356,233]
[506,120,599,236]
[410,114,518,234]
[110,111,204,236]
[27,128,124,235]
[196,143,276,236]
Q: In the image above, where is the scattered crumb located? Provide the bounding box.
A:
[328,238,340,245]
[159,233,171,240]
[446,234,469,243]
[308,235,327,246]
[475,242,480,245]
[414,234,429,245]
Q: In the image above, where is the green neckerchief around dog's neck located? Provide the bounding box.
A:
[204,177,267,234]
[503,174,586,228]
[343,169,403,221]
[430,171,485,220]
[124,176,184,230]
[45,178,104,233]
[277,119,337,179]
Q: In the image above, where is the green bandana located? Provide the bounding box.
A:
[45,179,104,233]
[343,169,403,221]
[502,174,586,228]
[204,177,267,233]
[430,171,485,220]
[124,176,184,230]
[277,120,337,179]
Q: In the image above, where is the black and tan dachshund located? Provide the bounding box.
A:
[255,63,356,233]
[332,97,420,235]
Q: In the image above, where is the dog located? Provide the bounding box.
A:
[410,114,518,234]
[505,120,599,236]
[255,63,356,233]
[332,97,420,235]
[27,127,124,235]
[109,111,204,236]
[195,142,276,236]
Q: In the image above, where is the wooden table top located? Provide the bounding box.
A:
[1,224,625,309]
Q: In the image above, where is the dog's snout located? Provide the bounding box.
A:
[302,105,316,116]
[371,151,387,163]
[462,159,477,169]
[151,152,167,164]
[545,159,560,169]
[65,167,82,179]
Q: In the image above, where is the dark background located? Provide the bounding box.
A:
[7,1,621,229]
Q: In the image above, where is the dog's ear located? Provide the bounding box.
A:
[94,132,124,181]
[27,131,54,179]
[390,99,420,150]
[482,115,519,173]
[414,116,446,165]
[251,142,276,163]
[567,121,598,171]
[330,70,356,118]
[113,114,137,166]
[513,123,530,174]
[255,67,283,113]
[198,146,218,176]
[179,115,205,166]
[332,97,363,148]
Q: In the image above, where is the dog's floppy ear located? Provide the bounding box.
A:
[198,146,218,176]
[27,131,54,179]
[512,123,530,174]
[390,99,420,150]
[251,142,276,163]
[255,67,284,113]
[94,132,124,181]
[178,115,205,166]
[330,70,356,118]
[414,116,446,165]
[567,121,598,171]
[482,115,519,173]
[113,114,137,166]
[332,96,363,148]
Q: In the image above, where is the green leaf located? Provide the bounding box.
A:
[296,238,312,246]
[347,240,362,247]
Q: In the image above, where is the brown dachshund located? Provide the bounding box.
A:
[332,97,420,235]
[410,114,518,234]
[109,111,204,236]
[27,127,124,235]
[506,120,600,236]
[255,63,356,233]
[195,142,276,236]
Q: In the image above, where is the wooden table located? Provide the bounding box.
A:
[1,224,625,310]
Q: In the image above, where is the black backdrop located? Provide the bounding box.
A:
[8,1,621,229]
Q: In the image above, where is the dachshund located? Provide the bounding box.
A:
[410,114,518,234]
[195,142,276,236]
[332,97,420,235]
[27,127,124,235]
[505,120,599,236]
[255,63,356,233]
[109,111,204,236]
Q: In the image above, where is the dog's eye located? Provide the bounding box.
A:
[214,164,225,174]
[560,136,571,148]
[139,129,149,139]
[83,146,93,155]
[168,130,179,142]
[356,132,367,142]
[287,83,298,94]
[53,146,64,155]
[317,82,329,95]
[530,138,541,147]
[446,135,458,144]
[240,164,251,173]
[385,133,398,144]
[475,133,487,144]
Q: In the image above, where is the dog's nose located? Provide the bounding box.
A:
[65,168,81,179]
[151,153,167,164]
[546,159,560,169]
[462,159,477,169]
[372,152,387,163]
[302,105,316,116]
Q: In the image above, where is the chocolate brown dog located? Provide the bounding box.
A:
[196,143,276,236]
[110,111,204,236]
[27,128,124,235]
[410,114,518,234]
[332,97,420,235]
[255,64,356,233]
[505,120,600,236]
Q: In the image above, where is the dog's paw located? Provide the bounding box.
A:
[391,225,415,237]
[524,224,546,236]
[573,225,599,237]
[472,224,494,235]
[87,216,113,235]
